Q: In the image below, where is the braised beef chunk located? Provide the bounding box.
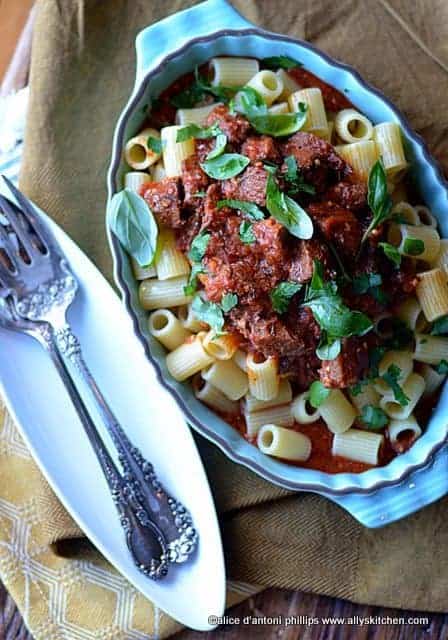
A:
[319,337,369,388]
[288,239,333,283]
[202,183,230,230]
[205,104,251,145]
[308,202,362,257]
[222,163,268,207]
[325,181,367,211]
[281,132,351,193]
[181,155,209,207]
[241,135,280,163]
[141,177,183,228]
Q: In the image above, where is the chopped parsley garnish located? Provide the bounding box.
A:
[191,296,225,334]
[316,335,341,361]
[270,281,302,314]
[353,272,388,305]
[309,381,331,408]
[184,263,205,297]
[176,122,222,142]
[379,241,401,267]
[221,292,238,313]
[239,220,256,244]
[261,55,303,70]
[403,237,425,256]
[368,346,386,378]
[184,231,210,296]
[381,364,410,406]
[360,160,392,248]
[431,315,448,335]
[217,199,264,220]
[284,155,316,196]
[435,359,448,375]
[350,379,369,396]
[359,405,388,429]
[147,136,163,154]
[266,172,313,239]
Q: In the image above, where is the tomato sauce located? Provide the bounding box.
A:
[288,68,353,112]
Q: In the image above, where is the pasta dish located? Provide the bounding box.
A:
[109,56,448,473]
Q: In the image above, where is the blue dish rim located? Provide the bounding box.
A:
[107,26,448,496]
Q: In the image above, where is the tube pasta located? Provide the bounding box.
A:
[332,428,383,465]
[139,276,192,310]
[233,348,248,372]
[246,70,283,106]
[373,122,408,177]
[392,201,419,225]
[166,333,214,381]
[268,101,289,115]
[177,304,204,333]
[396,297,428,332]
[275,69,301,101]
[291,391,321,424]
[414,333,448,365]
[124,127,162,170]
[373,350,413,395]
[373,312,394,339]
[387,224,440,263]
[155,228,190,280]
[379,373,425,420]
[416,268,448,321]
[131,257,156,280]
[148,309,191,350]
[124,171,150,192]
[289,88,328,137]
[414,205,438,228]
[420,364,446,397]
[243,379,292,413]
[391,181,409,204]
[175,103,220,126]
[202,330,238,360]
[334,108,373,143]
[335,140,379,181]
[192,376,239,414]
[210,57,259,87]
[244,404,293,438]
[161,125,195,177]
[349,383,381,412]
[202,359,248,400]
[257,424,311,461]
[319,390,357,434]
[432,239,448,275]
[151,161,166,182]
[246,353,279,401]
[388,415,421,452]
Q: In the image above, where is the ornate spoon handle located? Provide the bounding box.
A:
[35,325,170,579]
[54,324,197,564]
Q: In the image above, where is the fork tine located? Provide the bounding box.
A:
[0,195,37,258]
[0,222,20,270]
[0,257,15,289]
[1,176,49,252]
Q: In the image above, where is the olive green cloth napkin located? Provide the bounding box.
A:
[2,0,448,637]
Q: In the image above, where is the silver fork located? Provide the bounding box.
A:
[0,176,197,576]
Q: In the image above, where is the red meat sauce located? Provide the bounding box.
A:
[138,62,423,472]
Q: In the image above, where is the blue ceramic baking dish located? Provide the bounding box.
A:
[107,0,448,527]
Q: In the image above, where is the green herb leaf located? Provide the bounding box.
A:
[381,364,410,406]
[193,191,206,198]
[261,55,303,70]
[170,66,237,108]
[379,241,401,267]
[221,292,238,313]
[359,405,388,429]
[360,160,393,246]
[184,262,205,296]
[201,153,250,179]
[232,87,267,118]
[368,346,386,379]
[266,173,313,239]
[403,237,425,256]
[431,316,448,335]
[176,122,221,142]
[270,281,302,314]
[309,381,331,408]
[435,359,448,375]
[250,108,308,137]
[316,335,342,361]
[217,198,264,220]
[191,296,225,334]
[147,136,163,154]
[188,231,211,263]
[206,133,227,160]
[108,189,158,267]
[350,379,369,396]
[194,66,238,102]
[284,155,316,196]
[239,220,256,244]
[352,273,382,295]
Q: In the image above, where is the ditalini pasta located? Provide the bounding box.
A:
[117,55,446,474]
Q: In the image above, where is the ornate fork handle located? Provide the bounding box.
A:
[54,325,197,564]
[34,325,169,580]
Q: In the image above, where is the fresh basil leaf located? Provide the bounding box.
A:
[232,87,267,118]
[316,336,341,361]
[108,189,158,267]
[352,273,382,295]
[201,153,250,179]
[170,66,237,108]
[403,237,425,256]
[239,220,256,244]
[379,241,401,267]
[266,173,313,239]
[250,107,307,137]
[431,316,448,335]
[184,262,205,296]
[435,359,448,375]
[188,231,211,263]
[147,136,163,154]
[206,133,227,160]
[381,364,410,406]
[261,55,302,70]
[309,381,331,408]
[359,405,388,429]
[284,155,315,196]
[361,159,393,246]
[194,66,238,102]
[221,292,238,313]
[217,198,264,220]
[176,122,221,142]
[270,281,302,314]
[191,296,225,334]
